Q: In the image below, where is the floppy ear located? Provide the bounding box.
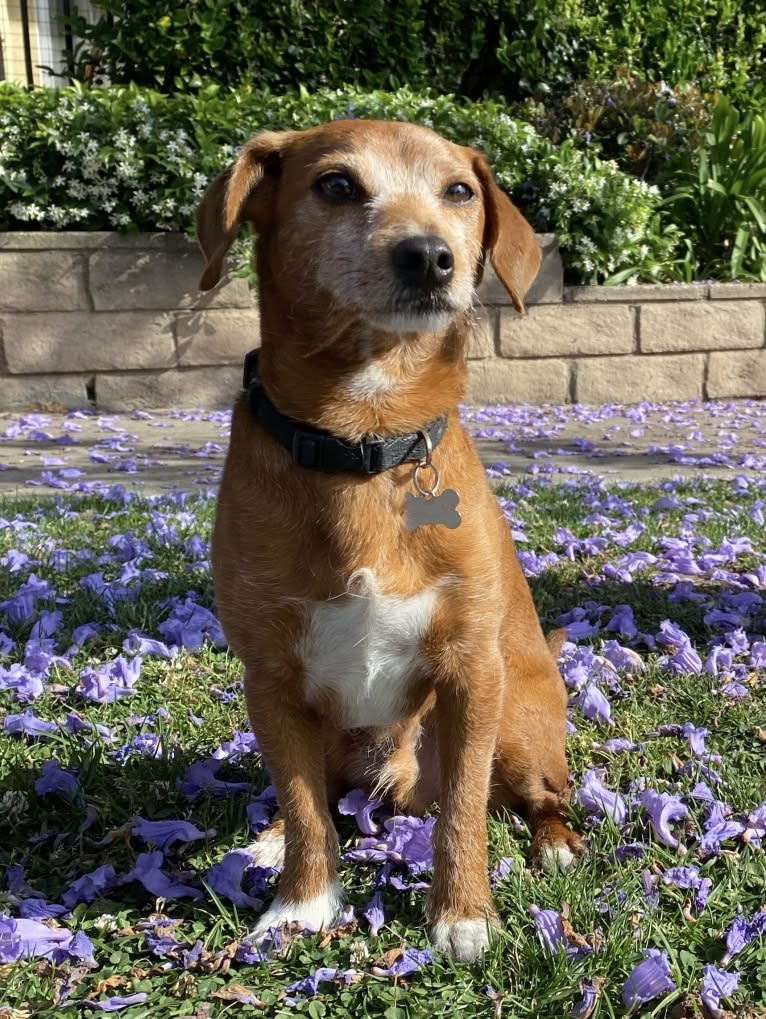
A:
[196,131,292,291]
[471,155,541,314]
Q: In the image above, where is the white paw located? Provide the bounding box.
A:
[539,843,577,872]
[251,883,345,941]
[430,917,496,963]
[246,830,286,870]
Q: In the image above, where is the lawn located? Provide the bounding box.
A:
[1,403,765,1018]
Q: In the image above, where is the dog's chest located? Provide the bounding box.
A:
[298,568,437,728]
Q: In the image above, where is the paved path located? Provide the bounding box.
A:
[1,399,765,499]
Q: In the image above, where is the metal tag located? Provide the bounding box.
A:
[404,489,462,531]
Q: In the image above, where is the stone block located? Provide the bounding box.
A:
[0,231,196,251]
[0,374,90,411]
[89,250,253,310]
[566,283,708,302]
[477,234,563,305]
[641,301,764,352]
[0,251,88,312]
[709,283,766,300]
[94,367,241,410]
[176,309,261,366]
[500,304,634,358]
[707,350,766,398]
[466,358,570,404]
[3,312,176,373]
[575,354,705,404]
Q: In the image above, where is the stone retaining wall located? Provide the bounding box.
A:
[1,231,765,410]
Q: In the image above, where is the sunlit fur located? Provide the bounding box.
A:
[197,119,583,962]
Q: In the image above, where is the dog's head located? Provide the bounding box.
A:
[197,120,540,334]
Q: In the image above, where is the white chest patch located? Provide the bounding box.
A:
[342,363,398,401]
[299,568,438,728]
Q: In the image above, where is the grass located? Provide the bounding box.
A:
[1,472,765,1018]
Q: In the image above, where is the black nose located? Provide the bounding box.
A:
[391,235,454,289]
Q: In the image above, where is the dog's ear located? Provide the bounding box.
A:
[471,155,541,314]
[196,131,292,291]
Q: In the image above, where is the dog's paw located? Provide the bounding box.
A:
[246,827,286,871]
[429,916,498,963]
[250,883,345,941]
[530,816,585,873]
[537,842,579,872]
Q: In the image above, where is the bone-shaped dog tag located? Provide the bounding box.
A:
[404,489,462,531]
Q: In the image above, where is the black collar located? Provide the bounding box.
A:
[243,349,447,475]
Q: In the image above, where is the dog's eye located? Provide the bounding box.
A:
[315,172,359,203]
[443,182,474,204]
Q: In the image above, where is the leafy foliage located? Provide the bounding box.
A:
[663,97,766,281]
[0,82,677,284]
[515,73,712,188]
[60,0,766,107]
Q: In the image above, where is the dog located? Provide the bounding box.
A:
[196,118,582,963]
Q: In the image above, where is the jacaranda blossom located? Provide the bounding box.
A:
[622,948,676,1009]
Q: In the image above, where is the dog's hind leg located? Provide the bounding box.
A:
[491,646,584,870]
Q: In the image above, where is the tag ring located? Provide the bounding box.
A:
[413,431,439,496]
[413,461,440,497]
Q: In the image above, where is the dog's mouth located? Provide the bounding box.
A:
[372,291,460,334]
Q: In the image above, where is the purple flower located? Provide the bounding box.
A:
[122,631,175,658]
[529,905,593,960]
[0,916,77,963]
[35,759,79,800]
[363,892,385,935]
[123,851,203,900]
[62,711,113,741]
[344,815,435,874]
[3,708,57,737]
[338,788,384,835]
[131,816,214,851]
[656,620,702,674]
[283,967,357,1005]
[370,947,432,977]
[699,801,745,856]
[622,948,677,1009]
[700,965,739,1018]
[530,906,568,955]
[721,911,766,964]
[77,655,142,702]
[17,899,69,920]
[89,994,149,1011]
[61,864,119,909]
[744,801,766,845]
[571,977,603,1018]
[577,769,627,823]
[489,856,514,888]
[205,849,264,909]
[572,683,614,725]
[638,789,689,849]
[158,596,224,650]
[177,757,252,799]
[662,866,712,910]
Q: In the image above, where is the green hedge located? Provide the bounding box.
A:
[63,0,766,105]
[0,83,678,285]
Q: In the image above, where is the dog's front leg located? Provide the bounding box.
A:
[244,667,344,940]
[427,652,503,963]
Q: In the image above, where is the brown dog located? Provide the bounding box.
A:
[197,119,582,963]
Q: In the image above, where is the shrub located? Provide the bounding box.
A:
[0,82,678,284]
[61,0,766,106]
[664,98,766,281]
[514,74,712,189]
